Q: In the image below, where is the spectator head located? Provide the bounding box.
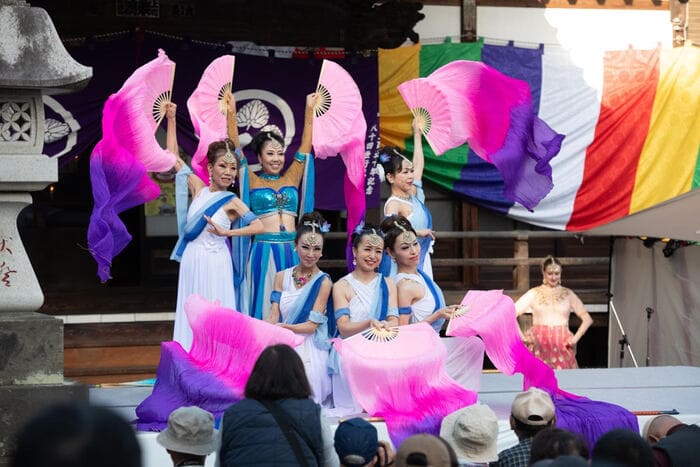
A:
[642,414,683,444]
[396,434,458,467]
[244,344,312,400]
[591,429,653,467]
[156,406,217,460]
[530,428,588,464]
[510,387,556,439]
[11,402,141,467]
[334,417,379,467]
[533,455,589,467]
[440,404,499,464]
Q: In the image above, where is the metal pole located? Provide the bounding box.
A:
[610,300,639,368]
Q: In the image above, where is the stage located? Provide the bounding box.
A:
[90,366,700,467]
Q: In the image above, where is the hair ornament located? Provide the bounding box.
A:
[367,228,383,247]
[378,152,392,164]
[303,220,321,246]
[392,147,413,168]
[320,221,331,233]
[222,140,236,164]
[353,220,366,236]
[375,163,386,182]
[393,220,415,243]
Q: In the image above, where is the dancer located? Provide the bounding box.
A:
[378,119,434,279]
[265,212,333,407]
[167,103,263,351]
[330,223,399,415]
[227,92,319,319]
[381,215,484,391]
[515,255,593,369]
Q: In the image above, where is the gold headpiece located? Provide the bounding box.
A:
[266,132,283,150]
[392,148,413,169]
[303,221,320,246]
[393,220,416,243]
[367,228,383,247]
[222,141,236,165]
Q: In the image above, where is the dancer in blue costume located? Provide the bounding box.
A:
[265,212,333,407]
[378,119,435,279]
[329,224,399,416]
[380,215,485,392]
[227,93,318,319]
[166,103,263,351]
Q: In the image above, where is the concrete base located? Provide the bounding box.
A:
[0,381,88,464]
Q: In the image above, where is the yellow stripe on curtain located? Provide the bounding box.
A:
[378,43,420,148]
[630,45,700,213]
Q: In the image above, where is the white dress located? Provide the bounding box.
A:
[173,188,236,352]
[394,272,484,392]
[330,273,381,416]
[279,268,332,407]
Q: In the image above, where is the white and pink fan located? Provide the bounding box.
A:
[397,76,457,157]
[312,59,364,159]
[110,49,176,172]
[187,55,236,182]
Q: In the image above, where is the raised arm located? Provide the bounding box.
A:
[411,118,425,183]
[297,92,318,155]
[569,291,593,347]
[166,102,205,196]
[224,91,241,150]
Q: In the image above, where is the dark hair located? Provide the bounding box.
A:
[530,428,589,464]
[244,344,312,400]
[513,416,553,439]
[378,146,410,186]
[295,211,327,244]
[250,130,285,156]
[351,222,384,249]
[591,429,653,467]
[11,402,141,467]
[401,436,459,467]
[380,215,416,252]
[541,255,562,273]
[206,139,238,166]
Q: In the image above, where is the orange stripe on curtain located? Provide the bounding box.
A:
[378,43,420,148]
[567,48,660,231]
[630,45,700,212]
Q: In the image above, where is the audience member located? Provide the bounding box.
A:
[498,387,556,467]
[218,344,338,466]
[529,428,588,464]
[532,455,588,467]
[11,401,141,467]
[334,417,395,467]
[642,414,700,467]
[396,434,458,467]
[440,404,499,466]
[591,429,653,467]
[156,406,218,466]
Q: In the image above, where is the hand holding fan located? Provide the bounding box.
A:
[397,77,456,156]
[187,55,236,183]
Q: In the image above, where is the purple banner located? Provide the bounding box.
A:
[47,31,380,211]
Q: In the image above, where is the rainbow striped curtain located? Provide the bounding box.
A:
[379,40,700,231]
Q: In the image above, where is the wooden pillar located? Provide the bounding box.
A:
[462,0,477,42]
[670,0,689,47]
[513,235,530,293]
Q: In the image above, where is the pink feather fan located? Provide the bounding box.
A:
[332,322,477,445]
[397,77,457,156]
[187,55,236,183]
[110,48,177,172]
[185,294,304,395]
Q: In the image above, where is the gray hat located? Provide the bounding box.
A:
[156,406,218,456]
[440,404,499,463]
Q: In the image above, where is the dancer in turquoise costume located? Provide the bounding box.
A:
[227,93,318,319]
[166,102,263,351]
[265,212,333,407]
[378,120,435,279]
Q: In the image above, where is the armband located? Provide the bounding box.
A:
[386,307,399,318]
[334,307,350,318]
[398,306,413,316]
[270,290,282,304]
[240,211,258,225]
[309,311,327,324]
[294,151,308,163]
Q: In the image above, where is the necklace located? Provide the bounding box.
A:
[292,267,313,288]
[393,191,411,201]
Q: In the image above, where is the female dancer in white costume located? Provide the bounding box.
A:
[166,102,263,351]
[265,212,333,406]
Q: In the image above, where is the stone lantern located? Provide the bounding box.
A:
[0,1,93,462]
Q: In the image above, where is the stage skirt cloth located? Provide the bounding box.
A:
[442,336,485,392]
[527,324,578,370]
[173,191,235,352]
[244,232,298,320]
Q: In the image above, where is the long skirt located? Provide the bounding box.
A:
[527,324,578,369]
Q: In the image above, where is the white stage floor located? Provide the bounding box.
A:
[89,366,700,467]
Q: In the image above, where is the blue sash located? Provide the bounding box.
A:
[419,268,446,332]
[283,271,331,351]
[170,191,234,262]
